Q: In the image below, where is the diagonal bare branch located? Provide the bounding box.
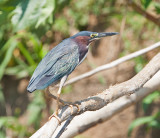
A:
[58,70,160,138]
[31,52,160,138]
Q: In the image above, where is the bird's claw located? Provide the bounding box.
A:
[63,103,80,114]
[49,114,61,125]
[48,101,80,125]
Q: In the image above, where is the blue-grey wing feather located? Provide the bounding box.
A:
[27,39,79,92]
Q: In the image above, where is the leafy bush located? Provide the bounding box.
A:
[128,91,160,137]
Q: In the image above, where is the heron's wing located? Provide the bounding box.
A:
[31,40,70,79]
[36,48,79,89]
[27,40,79,92]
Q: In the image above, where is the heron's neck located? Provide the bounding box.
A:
[74,36,90,47]
[77,42,89,64]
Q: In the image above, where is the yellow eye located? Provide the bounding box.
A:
[90,34,95,38]
[90,33,98,38]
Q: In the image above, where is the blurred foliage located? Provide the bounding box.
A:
[128,91,160,137]
[0,0,160,137]
[27,92,46,129]
[0,116,30,137]
[0,32,47,80]
[61,85,73,94]
[128,111,160,137]
[142,91,160,112]
[141,0,152,9]
[134,56,147,73]
[87,60,106,85]
[0,92,45,137]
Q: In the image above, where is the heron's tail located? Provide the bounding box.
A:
[27,78,37,93]
[27,85,36,93]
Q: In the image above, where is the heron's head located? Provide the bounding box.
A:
[71,31,119,46]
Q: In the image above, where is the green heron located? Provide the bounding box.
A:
[27,31,118,119]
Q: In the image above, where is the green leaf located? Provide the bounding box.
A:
[134,56,147,73]
[141,0,152,9]
[27,33,42,54]
[154,3,160,14]
[35,0,55,28]
[17,42,35,66]
[0,37,18,79]
[13,56,36,76]
[11,0,55,31]
[0,84,5,104]
[4,65,29,78]
[148,120,160,129]
[0,116,28,137]
[142,91,160,112]
[0,35,16,55]
[128,116,154,136]
[154,111,160,118]
[148,111,160,128]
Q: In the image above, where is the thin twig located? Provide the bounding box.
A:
[64,41,160,86]
[127,0,160,27]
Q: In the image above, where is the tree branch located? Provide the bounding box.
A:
[57,70,160,138]
[31,52,160,138]
[55,116,74,138]
[127,0,160,27]
[64,41,160,86]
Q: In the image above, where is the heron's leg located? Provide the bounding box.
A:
[48,75,68,123]
[49,75,80,123]
[45,87,67,104]
[56,75,68,115]
[56,75,80,114]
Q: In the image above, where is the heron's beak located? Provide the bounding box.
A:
[89,32,119,42]
[98,32,119,38]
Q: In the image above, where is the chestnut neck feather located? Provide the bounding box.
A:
[74,36,90,46]
[73,36,90,62]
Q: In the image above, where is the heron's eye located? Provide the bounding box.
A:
[90,34,95,38]
[90,33,98,38]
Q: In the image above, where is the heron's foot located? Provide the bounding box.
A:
[48,101,80,125]
[61,101,80,114]
[48,113,61,125]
